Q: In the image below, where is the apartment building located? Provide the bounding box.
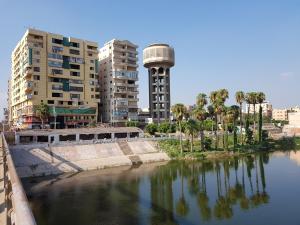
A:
[245,101,273,117]
[272,109,288,121]
[98,39,139,126]
[9,28,99,129]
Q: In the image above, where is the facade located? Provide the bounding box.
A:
[143,44,175,123]
[98,39,139,126]
[9,29,99,129]
[245,101,272,117]
[272,109,288,121]
[288,112,300,127]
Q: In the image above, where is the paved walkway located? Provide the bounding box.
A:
[0,137,6,224]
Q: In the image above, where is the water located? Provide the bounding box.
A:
[23,151,300,225]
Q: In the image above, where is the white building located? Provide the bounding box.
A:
[98,39,139,126]
[245,101,272,117]
[272,109,288,121]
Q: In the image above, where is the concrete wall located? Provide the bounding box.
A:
[10,140,169,178]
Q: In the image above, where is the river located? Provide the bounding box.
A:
[23,151,300,225]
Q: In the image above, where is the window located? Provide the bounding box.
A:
[48,53,63,60]
[70,42,80,48]
[51,69,63,75]
[90,67,94,70]
[33,59,40,63]
[70,71,80,76]
[33,75,40,80]
[90,60,94,63]
[48,100,54,104]
[70,94,80,99]
[69,57,84,64]
[52,38,63,45]
[69,79,83,84]
[48,60,63,68]
[52,93,63,98]
[34,91,38,95]
[59,101,63,105]
[91,88,94,91]
[91,95,94,98]
[33,67,40,72]
[68,101,72,105]
[89,74,94,78]
[70,64,80,70]
[34,50,40,55]
[88,53,92,56]
[52,46,63,53]
[52,84,63,90]
[69,86,83,92]
[69,49,80,55]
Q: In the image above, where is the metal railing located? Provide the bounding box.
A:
[2,134,36,225]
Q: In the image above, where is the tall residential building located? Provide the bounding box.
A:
[9,28,99,129]
[98,39,139,126]
[272,109,288,121]
[245,101,272,117]
[143,44,175,123]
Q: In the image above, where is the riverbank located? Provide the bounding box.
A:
[158,136,300,160]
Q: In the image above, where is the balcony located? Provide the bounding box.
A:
[114,88,127,93]
[112,70,138,80]
[25,81,33,94]
[113,98,128,106]
[24,69,33,79]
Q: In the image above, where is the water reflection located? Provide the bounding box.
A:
[24,154,274,225]
[149,154,270,224]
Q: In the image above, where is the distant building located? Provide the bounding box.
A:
[288,112,300,127]
[246,101,272,117]
[98,39,139,126]
[290,106,300,112]
[138,108,151,126]
[272,109,288,121]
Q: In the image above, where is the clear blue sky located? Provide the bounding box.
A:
[1,0,300,119]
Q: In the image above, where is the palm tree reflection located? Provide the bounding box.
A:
[150,153,270,223]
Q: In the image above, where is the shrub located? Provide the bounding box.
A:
[145,123,158,135]
[126,120,139,127]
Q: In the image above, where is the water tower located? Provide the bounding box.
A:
[143,44,175,123]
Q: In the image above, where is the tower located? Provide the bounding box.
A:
[143,44,175,123]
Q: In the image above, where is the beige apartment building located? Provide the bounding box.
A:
[9,28,99,129]
[98,39,139,126]
[272,109,288,121]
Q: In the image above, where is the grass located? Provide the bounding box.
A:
[158,136,300,160]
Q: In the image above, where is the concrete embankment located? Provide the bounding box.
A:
[10,140,170,178]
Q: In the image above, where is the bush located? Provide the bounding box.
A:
[126,120,139,127]
[203,137,212,150]
[157,122,176,133]
[145,123,158,135]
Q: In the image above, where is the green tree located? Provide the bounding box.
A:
[171,103,187,155]
[209,91,222,150]
[247,92,258,137]
[35,102,49,128]
[256,92,266,142]
[145,123,158,135]
[235,91,245,145]
[126,120,139,127]
[193,107,207,151]
[185,119,199,152]
[228,105,240,150]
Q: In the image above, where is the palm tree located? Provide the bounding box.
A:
[230,105,240,150]
[185,119,199,152]
[235,91,245,145]
[209,91,220,150]
[207,105,215,132]
[196,93,208,108]
[256,92,266,142]
[248,92,258,136]
[171,104,187,155]
[218,89,229,149]
[193,107,207,151]
[35,102,49,129]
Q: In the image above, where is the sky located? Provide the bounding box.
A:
[1,0,300,119]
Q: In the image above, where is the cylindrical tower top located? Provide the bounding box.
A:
[143,43,175,68]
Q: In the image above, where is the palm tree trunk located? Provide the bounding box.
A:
[179,121,183,155]
[233,119,237,151]
[190,134,193,152]
[240,103,243,145]
[253,104,256,140]
[200,130,204,151]
[215,114,218,150]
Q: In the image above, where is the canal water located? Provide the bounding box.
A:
[23,151,300,225]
